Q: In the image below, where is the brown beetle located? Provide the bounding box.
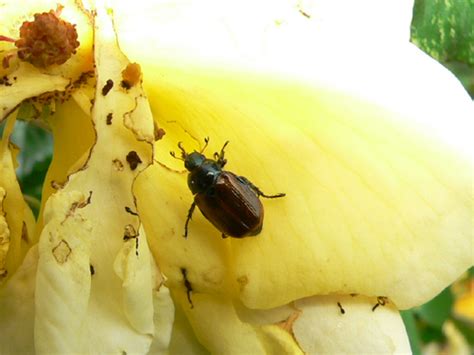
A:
[171,139,285,238]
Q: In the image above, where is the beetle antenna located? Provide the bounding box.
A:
[200,137,210,153]
[221,140,229,153]
[170,142,187,161]
[177,141,188,159]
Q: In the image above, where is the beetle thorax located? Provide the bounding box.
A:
[187,160,221,194]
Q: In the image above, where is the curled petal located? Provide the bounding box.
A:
[0,115,36,281]
[33,8,171,353]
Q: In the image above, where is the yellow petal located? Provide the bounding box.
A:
[0,246,38,354]
[113,224,155,335]
[149,284,176,354]
[172,289,302,354]
[130,0,473,311]
[168,301,209,355]
[292,294,411,354]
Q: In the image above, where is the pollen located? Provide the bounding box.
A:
[15,9,80,68]
[121,63,142,89]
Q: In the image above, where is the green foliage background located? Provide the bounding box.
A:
[0,0,472,353]
[411,0,474,96]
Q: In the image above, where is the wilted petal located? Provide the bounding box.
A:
[0,64,69,122]
[0,0,93,81]
[35,190,93,353]
[33,8,172,353]
[0,116,36,280]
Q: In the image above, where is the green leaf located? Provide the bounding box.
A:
[468,266,474,278]
[415,286,454,328]
[11,121,52,179]
[444,61,474,98]
[401,310,422,355]
[411,0,474,65]
[417,322,445,344]
[9,121,53,216]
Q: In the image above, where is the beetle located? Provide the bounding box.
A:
[171,138,285,238]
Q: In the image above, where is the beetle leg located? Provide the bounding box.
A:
[184,201,197,238]
[221,233,228,239]
[217,157,227,168]
[200,137,210,153]
[238,176,286,199]
[215,141,229,168]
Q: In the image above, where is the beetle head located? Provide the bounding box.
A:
[185,152,206,171]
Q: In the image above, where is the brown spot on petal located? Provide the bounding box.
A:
[52,239,71,264]
[0,76,13,86]
[101,79,113,96]
[106,112,113,125]
[51,180,66,190]
[112,159,124,171]
[124,206,138,216]
[298,9,311,18]
[123,224,137,239]
[276,310,302,333]
[153,122,166,141]
[123,225,139,257]
[181,268,194,309]
[236,275,248,291]
[70,192,92,210]
[126,151,141,171]
[21,222,29,242]
[62,192,92,224]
